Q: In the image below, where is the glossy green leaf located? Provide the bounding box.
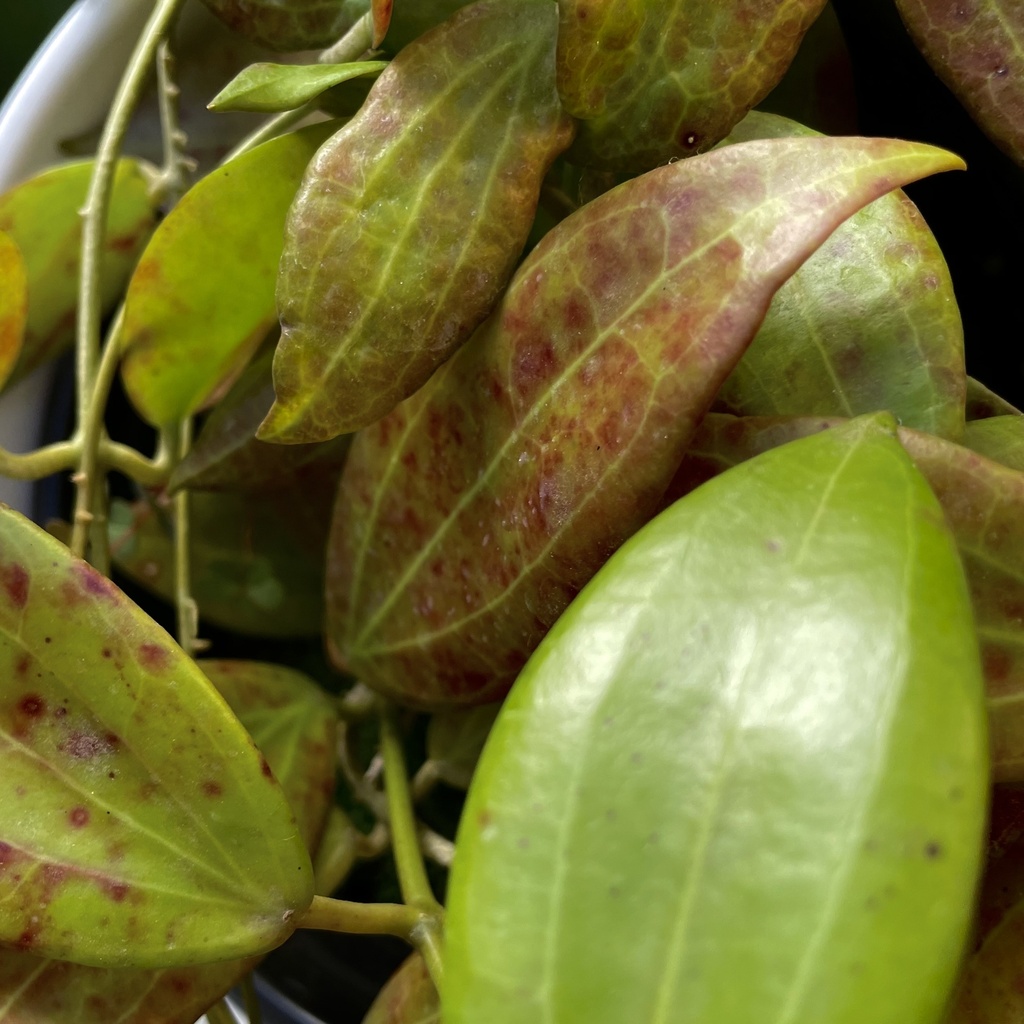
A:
[445,414,986,1024]
[169,348,350,493]
[966,376,1022,419]
[198,0,364,50]
[209,61,388,113]
[894,0,1024,166]
[0,160,155,383]
[120,123,334,428]
[0,657,337,1024]
[327,135,965,707]
[715,112,965,439]
[0,233,26,394]
[426,704,500,789]
[261,0,575,442]
[671,413,1024,783]
[0,508,312,967]
[109,486,331,639]
[964,415,1024,470]
[362,954,439,1024]
[557,0,828,172]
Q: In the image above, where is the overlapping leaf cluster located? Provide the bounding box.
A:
[2,0,1024,1022]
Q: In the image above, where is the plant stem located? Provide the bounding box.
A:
[240,975,262,1024]
[150,38,197,205]
[296,894,421,938]
[222,101,319,164]
[380,706,442,915]
[173,418,203,654]
[0,443,79,480]
[204,999,236,1024]
[319,12,373,63]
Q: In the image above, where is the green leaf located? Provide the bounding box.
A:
[120,123,335,428]
[327,134,965,707]
[444,415,987,1024]
[200,660,338,855]
[109,486,332,639]
[362,953,439,1024]
[966,376,1022,420]
[209,61,388,113]
[964,415,1024,470]
[0,657,337,1023]
[198,0,364,50]
[381,0,472,52]
[894,0,1024,166]
[0,232,26,394]
[168,348,351,494]
[557,0,829,172]
[0,509,312,968]
[715,112,965,439]
[426,704,500,789]
[671,413,1024,784]
[0,160,156,384]
[261,0,575,442]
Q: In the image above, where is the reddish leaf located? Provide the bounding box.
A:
[362,954,438,1023]
[261,0,574,442]
[895,0,1024,166]
[557,0,829,172]
[198,0,362,50]
[326,136,964,707]
[966,375,1023,419]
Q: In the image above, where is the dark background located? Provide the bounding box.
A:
[0,1,75,100]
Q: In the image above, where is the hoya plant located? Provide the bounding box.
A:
[1,0,1023,1022]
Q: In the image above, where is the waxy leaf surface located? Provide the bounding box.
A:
[209,61,388,113]
[895,0,1024,166]
[169,348,350,493]
[716,112,965,439]
[199,0,363,50]
[362,954,438,1024]
[0,233,26,394]
[445,415,987,1024]
[120,124,334,428]
[109,486,331,639]
[327,135,965,707]
[671,413,1024,783]
[0,509,312,967]
[0,658,337,1024]
[557,0,828,172]
[0,161,155,384]
[262,0,575,442]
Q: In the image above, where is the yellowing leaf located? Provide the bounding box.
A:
[0,232,27,394]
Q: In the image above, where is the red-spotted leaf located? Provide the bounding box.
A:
[363,954,439,1024]
[327,135,964,707]
[198,0,364,50]
[0,233,26,394]
[169,348,350,493]
[0,160,156,384]
[109,485,331,639]
[895,0,1024,166]
[671,413,1024,783]
[209,61,387,113]
[966,376,1022,420]
[715,112,965,439]
[557,0,828,173]
[261,0,575,443]
[0,658,337,1024]
[0,508,313,968]
[120,123,334,428]
[444,415,986,1024]
[964,415,1024,470]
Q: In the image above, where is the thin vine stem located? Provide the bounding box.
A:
[379,706,443,915]
[173,417,204,654]
[223,100,319,164]
[296,893,421,938]
[319,11,373,63]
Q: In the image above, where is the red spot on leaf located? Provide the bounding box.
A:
[15,928,36,951]
[18,694,45,717]
[62,731,115,759]
[202,780,223,798]
[1,563,29,608]
[984,644,1014,685]
[69,807,89,828]
[138,643,171,672]
[102,648,112,659]
[261,757,273,779]
[104,881,129,903]
[169,975,192,995]
[14,654,30,676]
[106,233,139,254]
[74,563,119,601]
